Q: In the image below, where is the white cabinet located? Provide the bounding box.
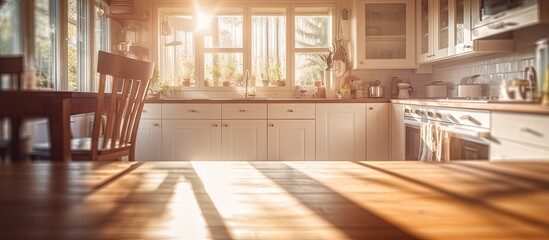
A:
[352,0,416,69]
[135,104,162,161]
[418,0,513,64]
[267,104,316,161]
[161,104,222,160]
[417,0,450,63]
[162,120,222,161]
[366,103,389,160]
[389,103,405,160]
[221,104,267,161]
[268,120,315,161]
[490,112,549,161]
[316,103,366,161]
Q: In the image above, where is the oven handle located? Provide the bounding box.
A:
[404,119,492,140]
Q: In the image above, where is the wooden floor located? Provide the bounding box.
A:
[1,161,548,240]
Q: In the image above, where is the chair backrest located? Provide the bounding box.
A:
[92,51,154,160]
[0,56,24,140]
[0,55,24,90]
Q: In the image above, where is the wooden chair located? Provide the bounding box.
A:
[30,51,154,161]
[0,56,25,160]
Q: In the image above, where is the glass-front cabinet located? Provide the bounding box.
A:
[451,0,473,55]
[417,0,450,63]
[352,0,415,69]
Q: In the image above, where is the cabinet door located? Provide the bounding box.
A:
[417,0,433,62]
[268,120,315,161]
[135,119,162,161]
[433,0,450,59]
[222,120,267,161]
[316,104,366,161]
[451,0,472,54]
[162,120,221,161]
[366,103,389,161]
[353,0,416,69]
[389,104,405,160]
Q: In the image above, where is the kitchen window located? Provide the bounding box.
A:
[155,3,334,91]
[0,0,22,55]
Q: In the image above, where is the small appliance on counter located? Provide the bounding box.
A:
[457,75,485,98]
[425,81,448,98]
[368,80,384,98]
[397,82,412,98]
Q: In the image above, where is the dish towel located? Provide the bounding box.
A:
[418,123,450,161]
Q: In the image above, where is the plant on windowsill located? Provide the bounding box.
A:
[157,80,170,97]
[181,56,195,86]
[260,62,272,87]
[208,63,222,87]
[272,63,285,87]
[222,56,238,87]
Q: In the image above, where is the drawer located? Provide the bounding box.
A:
[222,104,267,119]
[162,104,221,119]
[141,104,161,119]
[490,138,549,161]
[492,112,549,149]
[268,103,315,119]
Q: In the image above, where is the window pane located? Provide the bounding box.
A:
[159,15,195,87]
[204,16,243,48]
[204,53,243,87]
[295,16,331,48]
[252,13,286,87]
[0,0,20,54]
[67,0,78,91]
[35,0,55,89]
[295,53,326,86]
[94,1,110,91]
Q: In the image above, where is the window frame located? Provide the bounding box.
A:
[152,3,335,92]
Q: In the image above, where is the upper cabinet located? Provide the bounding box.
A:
[417,0,450,62]
[417,0,513,64]
[352,0,416,69]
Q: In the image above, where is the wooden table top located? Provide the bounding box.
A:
[1,161,548,239]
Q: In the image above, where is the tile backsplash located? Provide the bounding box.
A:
[428,49,535,98]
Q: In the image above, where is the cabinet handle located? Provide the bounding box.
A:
[212,123,218,127]
[189,109,197,113]
[287,109,294,112]
[143,110,147,113]
[239,109,246,112]
[464,45,472,49]
[223,123,229,127]
[369,107,374,110]
[154,123,160,127]
[269,123,274,127]
[520,127,543,137]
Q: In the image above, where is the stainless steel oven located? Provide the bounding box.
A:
[472,0,545,38]
[404,104,491,161]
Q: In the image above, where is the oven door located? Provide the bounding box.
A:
[404,119,490,161]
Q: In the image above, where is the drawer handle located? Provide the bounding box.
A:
[223,123,229,127]
[269,123,274,127]
[189,109,197,113]
[154,123,160,127]
[143,110,148,113]
[287,109,294,113]
[239,109,246,112]
[369,107,374,110]
[520,128,543,137]
[212,123,218,127]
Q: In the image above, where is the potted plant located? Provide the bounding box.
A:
[157,80,171,97]
[272,63,285,86]
[260,62,272,87]
[181,56,194,86]
[147,67,161,99]
[208,63,222,87]
[223,56,238,87]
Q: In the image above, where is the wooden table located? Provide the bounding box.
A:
[0,161,548,239]
[0,90,97,162]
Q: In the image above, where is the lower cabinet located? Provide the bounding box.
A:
[389,103,405,160]
[135,119,162,161]
[366,103,389,161]
[222,120,267,161]
[162,120,222,161]
[316,103,366,161]
[267,120,316,161]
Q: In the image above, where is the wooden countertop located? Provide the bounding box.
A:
[392,99,549,115]
[146,97,390,104]
[1,161,548,239]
